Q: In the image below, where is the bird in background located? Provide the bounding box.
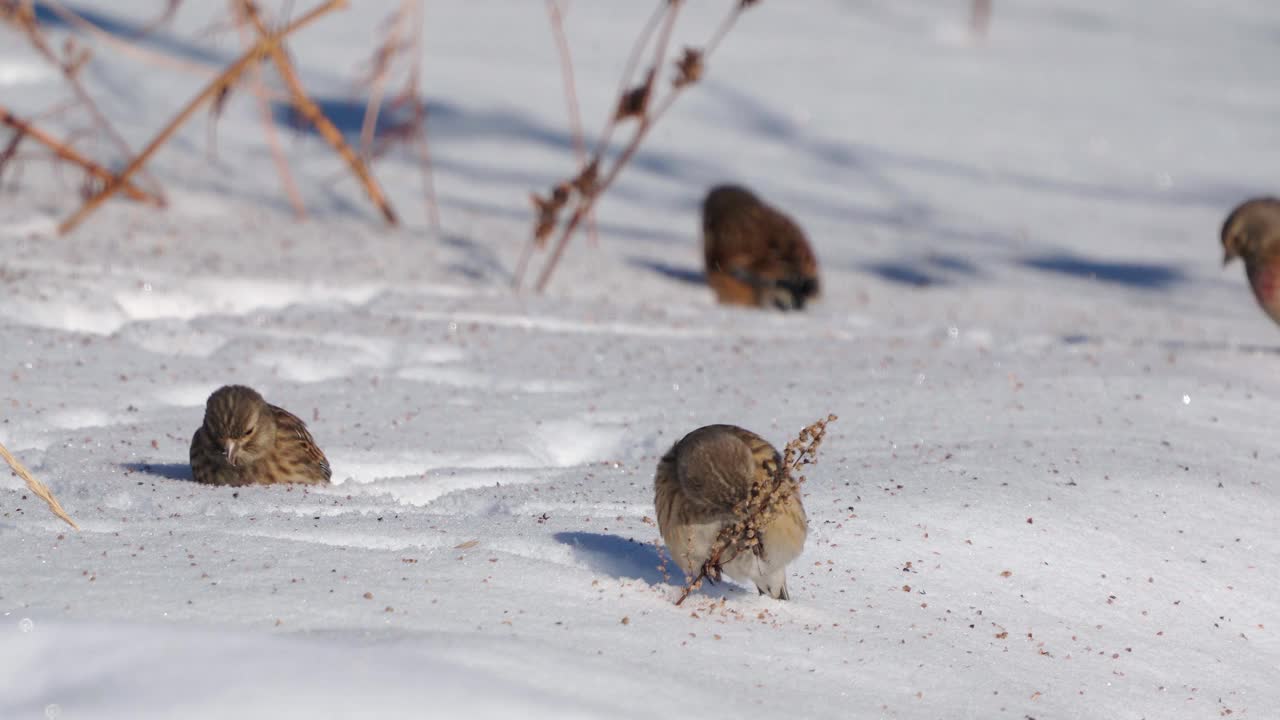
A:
[701,184,821,310]
[1222,197,1280,325]
[654,424,807,600]
[190,385,331,487]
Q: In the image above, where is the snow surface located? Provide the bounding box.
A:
[2,1,1279,718]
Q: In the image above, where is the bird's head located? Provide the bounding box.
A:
[766,275,821,311]
[1222,197,1280,267]
[202,385,276,466]
[702,184,761,223]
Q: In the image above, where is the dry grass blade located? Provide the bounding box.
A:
[57,0,346,235]
[0,439,79,530]
[240,0,399,226]
[0,104,163,206]
[673,413,836,606]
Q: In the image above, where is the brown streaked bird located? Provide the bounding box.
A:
[1222,197,1280,325]
[190,385,331,487]
[654,424,807,600]
[702,184,820,310]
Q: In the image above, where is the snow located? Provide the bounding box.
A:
[2,1,1279,718]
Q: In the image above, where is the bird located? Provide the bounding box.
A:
[701,184,820,310]
[190,385,331,487]
[654,424,807,600]
[1222,197,1280,325]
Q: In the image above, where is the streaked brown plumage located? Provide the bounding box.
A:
[654,424,807,600]
[1222,197,1280,325]
[702,184,820,310]
[190,385,331,487]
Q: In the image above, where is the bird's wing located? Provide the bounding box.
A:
[270,404,332,481]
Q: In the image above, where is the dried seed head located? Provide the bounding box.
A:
[551,182,571,205]
[571,161,599,197]
[676,414,835,605]
[674,48,703,88]
[531,189,568,245]
[615,70,655,121]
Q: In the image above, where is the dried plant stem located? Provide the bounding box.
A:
[358,0,410,159]
[512,0,670,285]
[589,1,665,160]
[57,0,345,235]
[647,0,683,87]
[0,130,23,183]
[0,104,163,205]
[240,0,398,226]
[14,0,163,198]
[522,0,755,292]
[546,1,585,167]
[40,0,215,78]
[0,439,78,530]
[510,226,540,290]
[673,414,836,606]
[532,90,672,293]
[544,0,597,247]
[411,109,441,232]
[971,0,992,39]
[233,9,307,219]
[403,0,440,231]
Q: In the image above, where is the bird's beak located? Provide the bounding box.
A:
[1223,249,1236,267]
[224,439,239,465]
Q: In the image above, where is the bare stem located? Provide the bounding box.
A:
[240,0,398,226]
[527,0,757,292]
[407,0,440,231]
[57,0,347,234]
[232,2,307,219]
[544,0,597,247]
[16,0,165,199]
[0,104,163,206]
[358,0,410,160]
[588,1,666,160]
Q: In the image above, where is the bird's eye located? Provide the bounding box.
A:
[242,426,255,438]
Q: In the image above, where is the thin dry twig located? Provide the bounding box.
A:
[0,104,163,205]
[37,0,235,78]
[231,0,307,219]
[971,0,992,40]
[673,414,836,606]
[0,439,79,530]
[240,0,399,226]
[512,0,669,287]
[9,0,166,200]
[546,1,585,170]
[404,32,442,233]
[407,1,441,232]
[57,0,346,235]
[357,0,410,160]
[518,0,760,292]
[354,0,439,230]
[589,1,665,160]
[544,0,598,248]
